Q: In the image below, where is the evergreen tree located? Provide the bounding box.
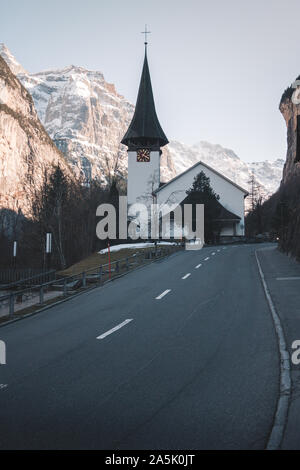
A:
[184,171,221,243]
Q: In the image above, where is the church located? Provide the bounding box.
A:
[121,39,248,241]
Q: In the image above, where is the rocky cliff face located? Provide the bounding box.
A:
[279,85,300,183]
[0,55,71,216]
[0,44,27,76]
[19,65,134,184]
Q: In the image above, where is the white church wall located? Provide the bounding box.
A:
[156,162,247,236]
[220,223,236,236]
[127,151,160,209]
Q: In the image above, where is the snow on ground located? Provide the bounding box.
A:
[99,242,177,254]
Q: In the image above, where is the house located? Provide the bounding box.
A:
[154,161,248,238]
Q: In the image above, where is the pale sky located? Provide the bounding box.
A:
[1,0,299,163]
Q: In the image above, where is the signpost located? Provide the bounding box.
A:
[108,240,111,280]
[13,241,17,268]
[46,233,52,270]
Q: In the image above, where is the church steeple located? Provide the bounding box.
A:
[121,45,169,150]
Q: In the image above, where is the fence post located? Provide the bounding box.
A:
[98,266,103,285]
[82,271,86,288]
[9,294,14,315]
[63,279,67,296]
[39,286,44,305]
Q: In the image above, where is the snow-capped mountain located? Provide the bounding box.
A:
[17,63,176,184]
[248,159,285,196]
[19,65,135,185]
[168,141,284,200]
[0,44,284,200]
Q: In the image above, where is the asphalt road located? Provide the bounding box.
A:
[0,244,280,450]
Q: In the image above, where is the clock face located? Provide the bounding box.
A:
[137,148,150,162]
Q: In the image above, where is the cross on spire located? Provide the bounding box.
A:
[141,24,151,46]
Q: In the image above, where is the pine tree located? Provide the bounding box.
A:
[186,171,220,201]
[184,171,221,243]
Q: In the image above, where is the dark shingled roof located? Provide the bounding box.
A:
[180,194,241,222]
[214,200,241,222]
[121,49,169,149]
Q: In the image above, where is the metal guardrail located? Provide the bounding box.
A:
[0,270,56,290]
[0,244,182,317]
[0,268,55,284]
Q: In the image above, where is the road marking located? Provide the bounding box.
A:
[255,251,291,450]
[182,273,191,280]
[217,249,221,252]
[97,319,133,340]
[212,252,216,256]
[195,264,202,269]
[204,257,210,261]
[156,289,171,300]
[276,277,300,281]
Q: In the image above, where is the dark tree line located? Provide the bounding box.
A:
[0,164,122,270]
[245,173,300,259]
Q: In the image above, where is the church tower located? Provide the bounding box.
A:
[121,34,168,213]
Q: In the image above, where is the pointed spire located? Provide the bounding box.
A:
[121,47,169,149]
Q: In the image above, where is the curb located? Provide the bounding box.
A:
[255,249,291,450]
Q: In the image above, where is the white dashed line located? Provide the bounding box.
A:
[182,273,191,280]
[276,277,300,281]
[204,257,210,261]
[156,289,171,300]
[195,264,202,269]
[217,249,221,252]
[97,319,133,340]
[212,252,216,256]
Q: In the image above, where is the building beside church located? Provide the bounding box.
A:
[121,42,248,240]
